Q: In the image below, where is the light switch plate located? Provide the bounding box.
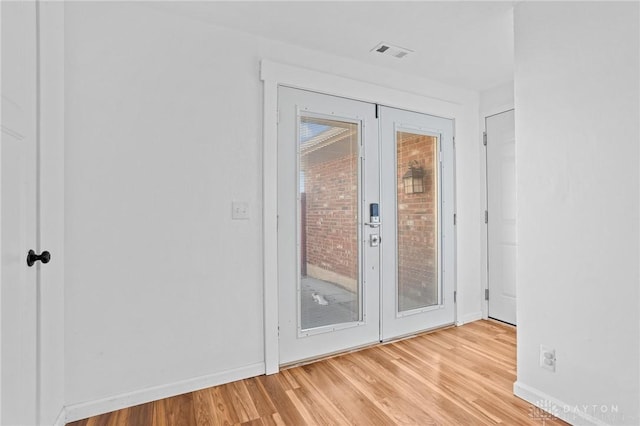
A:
[232,201,249,220]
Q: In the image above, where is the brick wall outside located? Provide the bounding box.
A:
[300,132,437,304]
[396,132,438,310]
[303,152,359,288]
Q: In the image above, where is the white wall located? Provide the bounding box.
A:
[64,2,482,418]
[64,2,265,411]
[513,3,639,424]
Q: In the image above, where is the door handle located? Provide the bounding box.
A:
[26,250,51,267]
[364,222,382,228]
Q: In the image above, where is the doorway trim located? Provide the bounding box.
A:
[260,60,464,374]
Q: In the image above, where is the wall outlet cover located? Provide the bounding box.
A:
[539,345,556,372]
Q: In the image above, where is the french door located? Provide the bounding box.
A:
[277,87,455,365]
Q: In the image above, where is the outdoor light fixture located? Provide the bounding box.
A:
[403,161,425,194]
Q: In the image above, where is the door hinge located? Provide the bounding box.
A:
[483,131,487,146]
[485,288,489,301]
[277,109,280,125]
[484,210,488,224]
[453,136,456,148]
[453,213,457,225]
[375,104,379,119]
[454,291,457,303]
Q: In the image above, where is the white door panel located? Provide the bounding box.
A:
[277,87,380,365]
[379,106,455,339]
[486,109,517,325]
[1,1,39,424]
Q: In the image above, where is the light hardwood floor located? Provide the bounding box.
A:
[67,320,566,425]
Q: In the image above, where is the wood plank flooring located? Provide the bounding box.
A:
[67,320,566,425]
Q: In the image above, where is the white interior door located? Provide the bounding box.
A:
[379,106,456,340]
[486,109,517,325]
[277,86,380,365]
[1,1,39,424]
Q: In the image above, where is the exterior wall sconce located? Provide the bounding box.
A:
[403,161,425,194]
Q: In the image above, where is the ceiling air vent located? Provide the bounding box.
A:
[371,42,413,59]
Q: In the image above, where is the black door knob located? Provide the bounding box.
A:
[27,250,51,267]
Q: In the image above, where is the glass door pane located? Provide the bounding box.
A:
[299,116,360,330]
[396,131,439,313]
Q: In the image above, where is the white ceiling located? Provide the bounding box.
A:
[152,1,515,92]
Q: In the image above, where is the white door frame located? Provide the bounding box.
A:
[261,60,464,374]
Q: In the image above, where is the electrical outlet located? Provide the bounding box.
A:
[540,345,556,372]
[232,201,250,220]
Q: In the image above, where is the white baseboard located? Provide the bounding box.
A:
[456,311,483,326]
[514,381,622,426]
[64,362,265,423]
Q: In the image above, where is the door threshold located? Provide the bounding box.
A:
[280,341,380,370]
[380,322,455,344]
[280,323,455,370]
[487,317,516,328]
